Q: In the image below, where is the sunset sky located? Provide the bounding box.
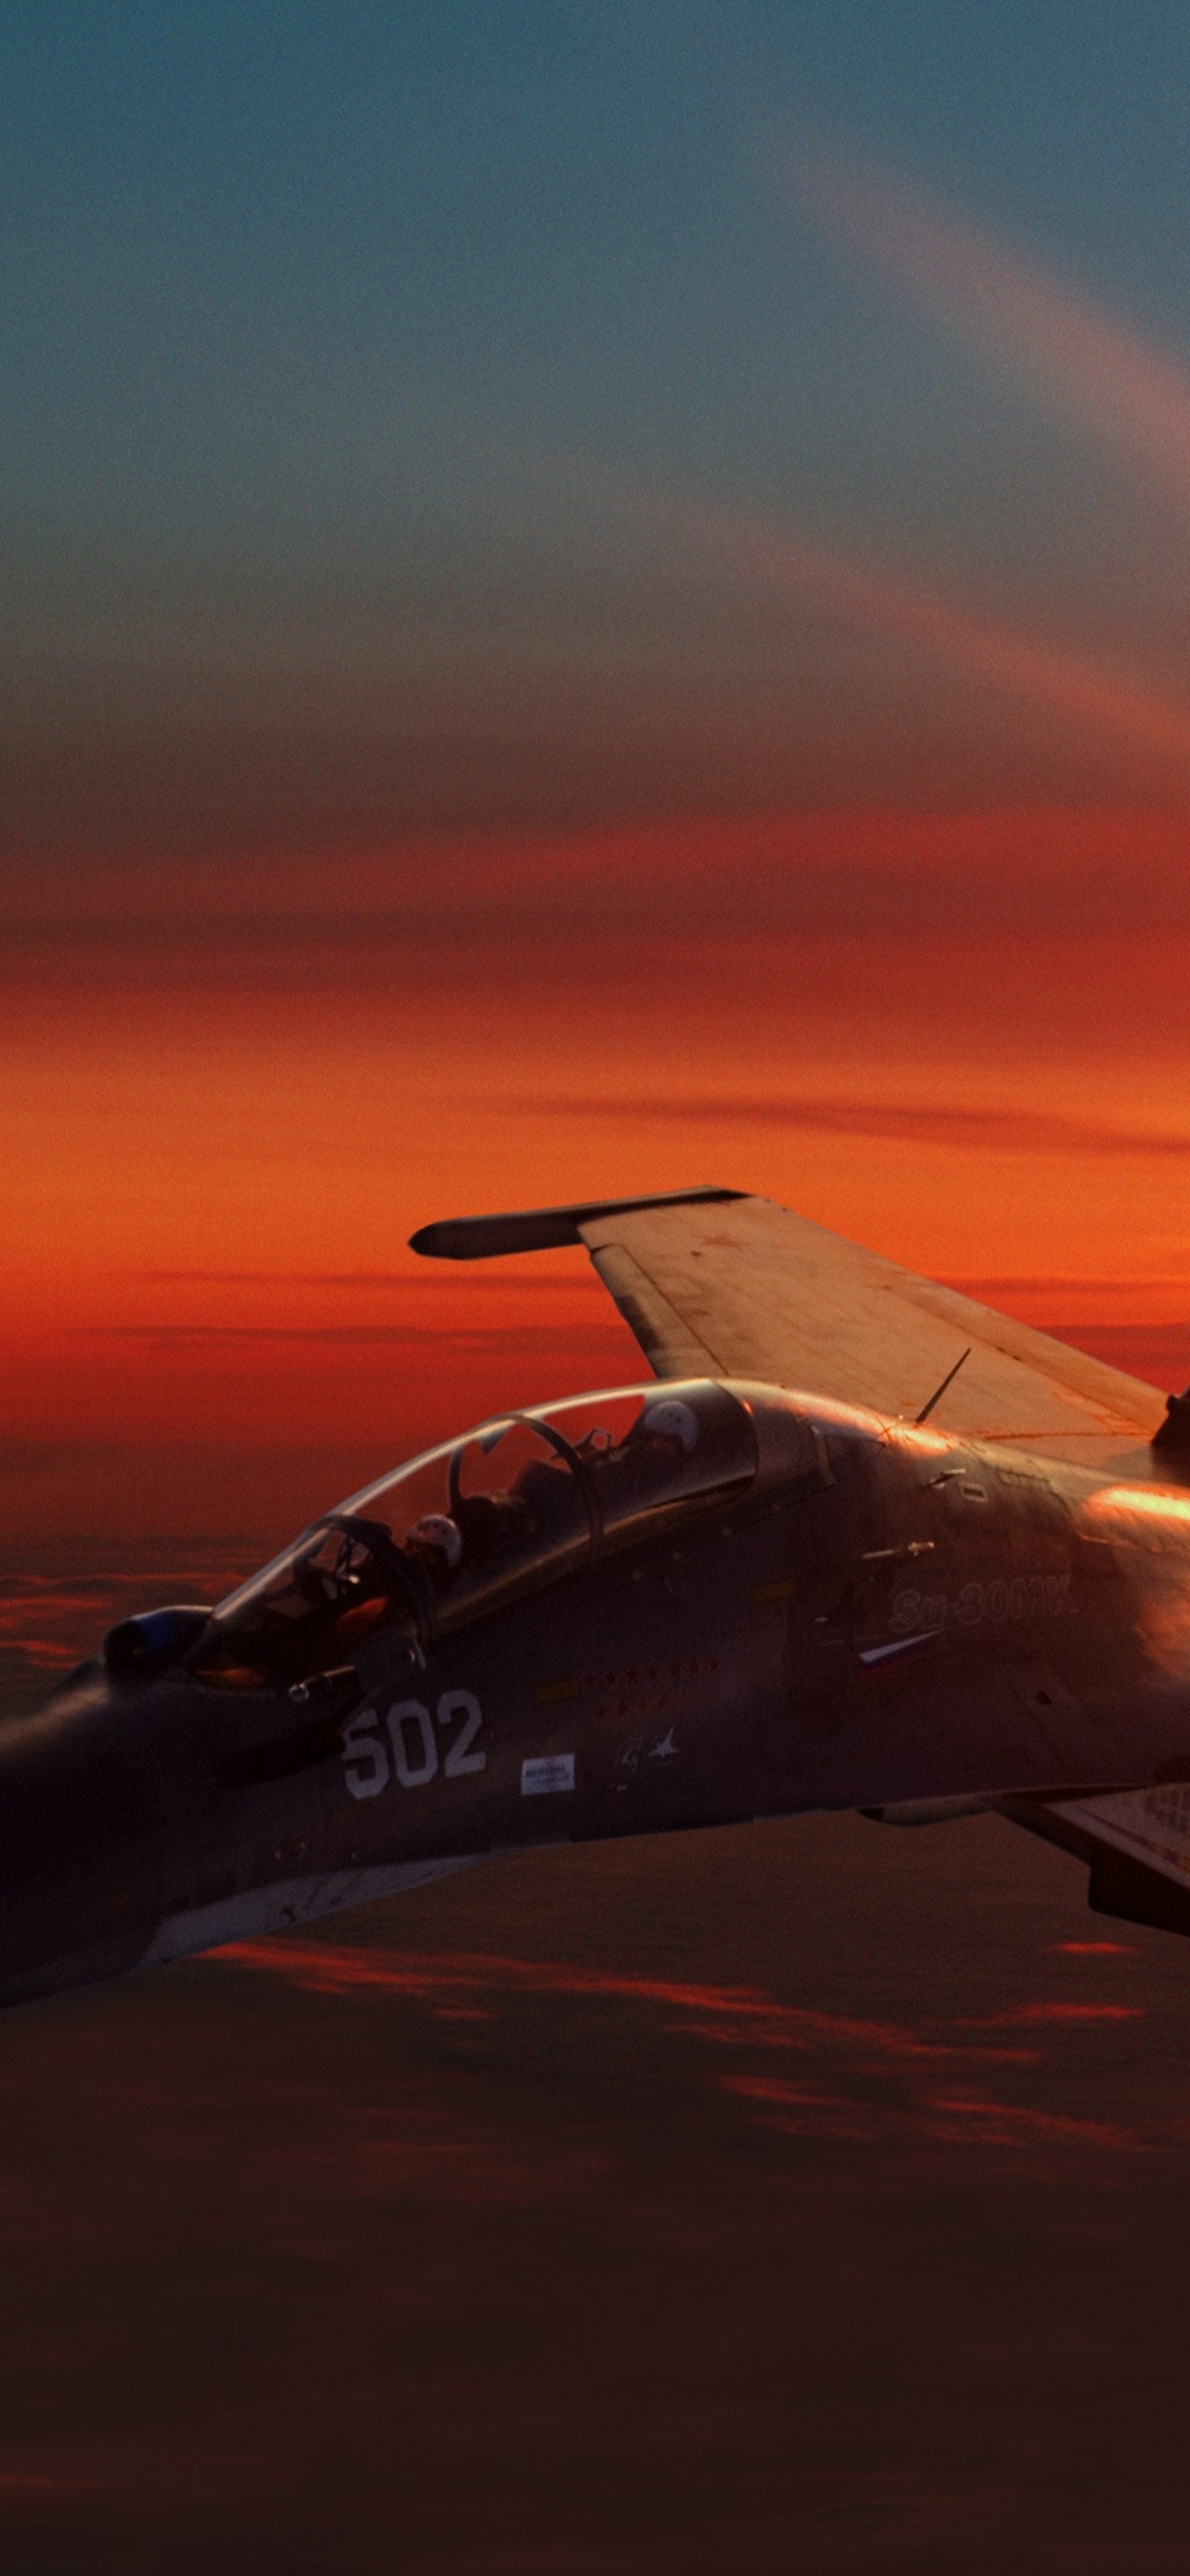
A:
[10,27,1190,2559]
[7,0,1190,1542]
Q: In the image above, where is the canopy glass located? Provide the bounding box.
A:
[191,1380,756,1690]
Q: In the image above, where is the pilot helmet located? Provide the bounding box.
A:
[406,1513,463,1569]
[641,1398,698,1453]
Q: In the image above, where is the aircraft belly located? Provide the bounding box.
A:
[140,1853,488,1967]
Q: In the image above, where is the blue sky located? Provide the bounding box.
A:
[8,2,1190,853]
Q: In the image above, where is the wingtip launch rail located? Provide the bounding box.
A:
[410,1186,744,1262]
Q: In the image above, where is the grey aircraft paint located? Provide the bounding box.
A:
[11,1261,1190,2012]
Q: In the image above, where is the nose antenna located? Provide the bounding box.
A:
[913,1346,972,1426]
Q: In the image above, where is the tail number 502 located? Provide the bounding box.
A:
[341,1692,485,1801]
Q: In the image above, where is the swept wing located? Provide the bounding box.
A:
[413,1185,1167,1479]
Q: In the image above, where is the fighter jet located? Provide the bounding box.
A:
[10,1184,1190,2009]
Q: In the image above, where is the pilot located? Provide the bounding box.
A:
[586,1397,700,1519]
[404,1514,464,1584]
[637,1399,698,1457]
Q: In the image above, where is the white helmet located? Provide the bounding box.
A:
[407,1513,463,1568]
[642,1399,698,1453]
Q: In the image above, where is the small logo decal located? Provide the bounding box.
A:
[521,1753,576,1797]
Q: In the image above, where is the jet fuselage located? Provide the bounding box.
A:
[8,1379,1190,2008]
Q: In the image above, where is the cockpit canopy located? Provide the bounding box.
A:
[191,1380,758,1691]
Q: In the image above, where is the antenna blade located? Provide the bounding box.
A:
[915,1346,972,1425]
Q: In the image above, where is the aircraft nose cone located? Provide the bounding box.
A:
[0,1675,166,2007]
